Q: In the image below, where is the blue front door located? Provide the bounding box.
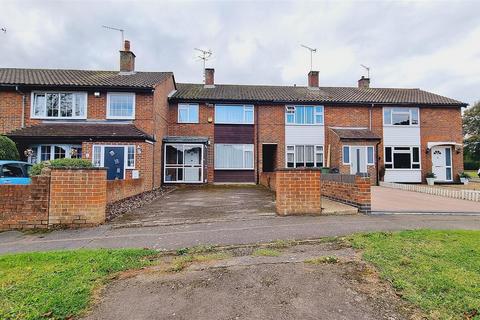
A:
[104,147,125,180]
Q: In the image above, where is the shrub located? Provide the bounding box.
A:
[31,158,93,176]
[0,136,20,160]
[426,172,436,178]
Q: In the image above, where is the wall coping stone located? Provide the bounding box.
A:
[276,168,322,172]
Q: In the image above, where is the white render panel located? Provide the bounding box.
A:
[383,126,420,146]
[285,125,325,145]
[384,169,422,183]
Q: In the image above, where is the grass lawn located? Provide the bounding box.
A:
[351,230,480,320]
[0,248,156,320]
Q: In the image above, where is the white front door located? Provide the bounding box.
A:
[350,147,367,174]
[431,146,452,181]
[183,145,202,182]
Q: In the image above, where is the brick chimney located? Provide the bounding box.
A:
[204,68,215,87]
[358,76,370,89]
[308,71,319,88]
[120,40,135,73]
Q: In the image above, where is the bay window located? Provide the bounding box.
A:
[107,92,135,119]
[286,145,323,168]
[384,146,421,169]
[28,144,83,163]
[285,105,323,125]
[32,92,87,119]
[215,144,254,169]
[215,105,254,124]
[383,107,419,126]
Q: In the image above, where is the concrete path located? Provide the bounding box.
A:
[1,214,479,254]
[372,186,480,213]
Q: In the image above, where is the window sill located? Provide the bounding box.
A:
[106,116,135,120]
[383,124,419,128]
[385,168,422,171]
[285,123,324,126]
[178,121,199,124]
[30,116,87,120]
[214,168,254,170]
[214,122,254,125]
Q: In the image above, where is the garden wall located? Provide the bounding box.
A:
[321,173,371,213]
[107,178,145,204]
[259,172,277,191]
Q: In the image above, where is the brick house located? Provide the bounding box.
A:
[0,41,175,191]
[167,69,467,184]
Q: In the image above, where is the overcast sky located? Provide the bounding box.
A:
[1,0,479,105]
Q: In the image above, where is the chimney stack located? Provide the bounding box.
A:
[204,68,215,87]
[358,76,370,89]
[308,71,319,88]
[120,40,135,73]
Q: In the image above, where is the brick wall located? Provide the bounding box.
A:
[0,175,50,230]
[259,172,277,191]
[0,91,24,134]
[275,168,322,216]
[420,107,464,182]
[321,174,371,213]
[106,178,145,204]
[258,104,285,175]
[48,168,107,227]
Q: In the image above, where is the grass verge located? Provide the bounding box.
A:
[350,229,480,320]
[0,248,156,320]
[304,256,339,264]
[168,252,231,272]
[252,248,281,257]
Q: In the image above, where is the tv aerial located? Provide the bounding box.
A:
[301,44,317,71]
[360,64,371,78]
[194,48,213,71]
[102,25,125,48]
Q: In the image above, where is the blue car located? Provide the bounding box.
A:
[0,161,33,185]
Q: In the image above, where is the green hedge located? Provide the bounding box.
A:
[464,160,480,171]
[0,136,20,160]
[31,158,93,176]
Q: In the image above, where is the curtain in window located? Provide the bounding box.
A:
[215,105,244,123]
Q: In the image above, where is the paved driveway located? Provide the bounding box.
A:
[111,185,276,227]
[372,186,480,213]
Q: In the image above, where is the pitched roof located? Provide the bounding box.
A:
[0,68,172,89]
[330,128,381,141]
[171,83,466,106]
[7,123,154,142]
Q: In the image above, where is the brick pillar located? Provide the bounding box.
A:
[354,175,371,213]
[275,168,322,216]
[48,168,107,227]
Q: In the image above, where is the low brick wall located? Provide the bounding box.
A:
[259,172,277,191]
[107,178,145,204]
[0,176,50,230]
[321,174,371,213]
[48,168,107,227]
[275,168,322,216]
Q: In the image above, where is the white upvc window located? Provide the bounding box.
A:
[342,145,375,166]
[178,103,199,123]
[214,104,254,124]
[367,146,375,165]
[27,144,82,163]
[107,92,135,119]
[285,105,324,125]
[384,146,421,170]
[286,144,324,168]
[215,144,254,169]
[164,144,204,183]
[91,145,136,169]
[383,107,419,126]
[342,146,350,164]
[31,92,87,119]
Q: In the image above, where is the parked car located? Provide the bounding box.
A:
[0,161,32,185]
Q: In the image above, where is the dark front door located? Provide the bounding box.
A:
[104,147,125,180]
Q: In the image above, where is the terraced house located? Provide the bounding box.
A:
[0,42,467,188]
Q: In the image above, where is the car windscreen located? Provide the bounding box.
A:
[1,164,25,177]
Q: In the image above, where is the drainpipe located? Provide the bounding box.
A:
[369,103,373,130]
[375,140,381,186]
[15,86,26,128]
[256,105,259,184]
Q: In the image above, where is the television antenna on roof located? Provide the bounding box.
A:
[194,48,213,70]
[301,44,317,71]
[102,25,125,47]
[360,64,371,78]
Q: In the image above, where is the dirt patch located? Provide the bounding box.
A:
[83,242,422,320]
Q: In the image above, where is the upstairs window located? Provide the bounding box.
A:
[285,105,323,125]
[215,105,254,124]
[383,107,419,126]
[178,103,199,123]
[32,92,87,119]
[107,93,135,119]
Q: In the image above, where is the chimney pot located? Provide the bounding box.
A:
[358,76,370,89]
[308,71,319,88]
[204,68,215,87]
[120,39,135,73]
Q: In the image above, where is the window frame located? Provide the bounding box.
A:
[342,145,375,166]
[30,91,88,119]
[214,104,254,124]
[214,144,254,170]
[164,143,204,183]
[285,144,324,168]
[27,144,83,163]
[383,107,420,127]
[342,146,350,165]
[285,105,324,125]
[178,103,199,124]
[106,92,136,120]
[384,146,421,170]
